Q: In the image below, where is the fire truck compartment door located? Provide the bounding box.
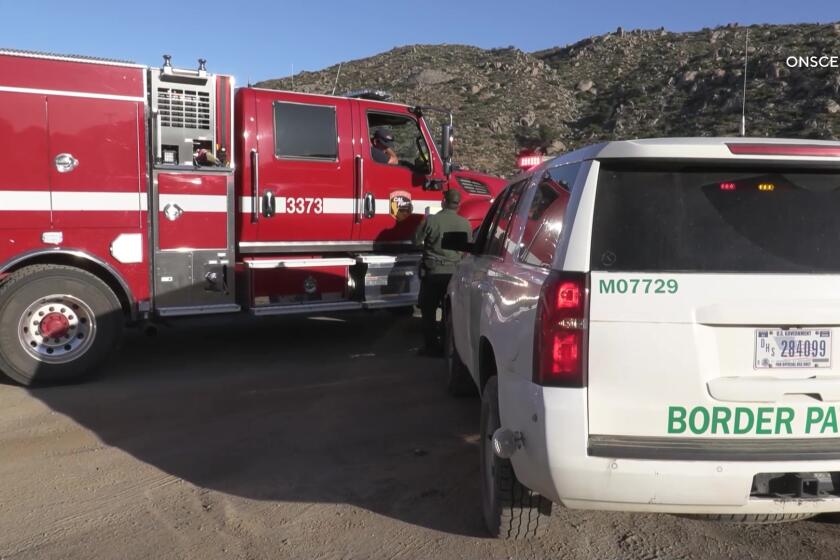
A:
[0,91,51,229]
[156,172,229,250]
[253,92,355,245]
[47,96,143,228]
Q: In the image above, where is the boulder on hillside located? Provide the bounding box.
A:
[411,69,453,86]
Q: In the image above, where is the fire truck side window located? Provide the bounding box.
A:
[517,163,580,268]
[367,112,431,173]
[273,102,337,161]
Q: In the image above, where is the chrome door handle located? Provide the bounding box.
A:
[363,192,375,219]
[262,191,276,218]
[54,153,79,173]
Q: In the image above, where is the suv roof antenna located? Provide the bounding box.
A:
[739,29,749,137]
[291,63,295,91]
[331,63,343,96]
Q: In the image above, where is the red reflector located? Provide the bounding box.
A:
[556,281,582,309]
[534,271,587,387]
[719,182,736,191]
[727,143,840,158]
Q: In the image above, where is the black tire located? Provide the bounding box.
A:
[445,308,476,397]
[481,376,552,539]
[684,513,816,524]
[0,265,124,386]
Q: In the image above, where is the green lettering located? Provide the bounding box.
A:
[821,407,838,434]
[689,407,710,434]
[599,279,615,294]
[755,407,773,435]
[711,407,731,434]
[775,407,794,435]
[668,406,687,434]
[734,407,755,434]
[806,407,824,434]
[616,279,628,294]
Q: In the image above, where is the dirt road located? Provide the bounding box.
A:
[1,311,839,559]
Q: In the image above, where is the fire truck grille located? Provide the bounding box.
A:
[157,88,211,130]
[456,177,490,196]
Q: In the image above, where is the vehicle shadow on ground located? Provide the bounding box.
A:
[26,310,489,538]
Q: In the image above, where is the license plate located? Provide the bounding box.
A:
[754,329,832,369]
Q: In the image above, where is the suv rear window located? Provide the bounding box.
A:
[591,163,840,273]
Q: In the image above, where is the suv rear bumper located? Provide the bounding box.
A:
[498,376,840,514]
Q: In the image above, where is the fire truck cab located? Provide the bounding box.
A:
[0,49,505,385]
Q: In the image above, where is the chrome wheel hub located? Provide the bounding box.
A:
[18,295,96,363]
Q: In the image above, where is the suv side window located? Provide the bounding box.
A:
[518,163,581,268]
[473,189,508,254]
[485,179,528,258]
[274,102,337,160]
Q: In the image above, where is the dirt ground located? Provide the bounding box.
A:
[1,311,839,559]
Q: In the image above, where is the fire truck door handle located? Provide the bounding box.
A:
[54,153,79,173]
[262,191,276,218]
[363,192,375,219]
[250,149,259,223]
[354,155,363,223]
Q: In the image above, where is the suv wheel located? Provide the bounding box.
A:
[480,376,552,539]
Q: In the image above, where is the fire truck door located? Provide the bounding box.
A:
[353,103,440,245]
[249,92,355,250]
[0,91,51,229]
[47,96,143,228]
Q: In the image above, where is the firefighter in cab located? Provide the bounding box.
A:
[413,189,471,355]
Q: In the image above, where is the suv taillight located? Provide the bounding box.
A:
[533,271,588,387]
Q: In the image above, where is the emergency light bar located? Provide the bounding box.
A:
[726,144,840,158]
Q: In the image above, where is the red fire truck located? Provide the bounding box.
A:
[0,49,505,385]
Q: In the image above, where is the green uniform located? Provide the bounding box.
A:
[412,208,472,275]
[413,205,471,353]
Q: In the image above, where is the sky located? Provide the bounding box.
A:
[2,0,837,83]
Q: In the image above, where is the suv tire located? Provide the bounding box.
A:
[481,376,552,539]
[686,513,817,524]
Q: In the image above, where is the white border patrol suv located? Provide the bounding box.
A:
[442,138,840,539]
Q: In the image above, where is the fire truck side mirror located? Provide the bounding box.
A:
[440,123,454,176]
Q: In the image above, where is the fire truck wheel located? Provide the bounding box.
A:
[0,265,124,386]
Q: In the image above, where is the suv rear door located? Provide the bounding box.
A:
[586,161,840,447]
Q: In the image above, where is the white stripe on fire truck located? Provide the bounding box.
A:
[0,190,443,215]
[0,85,145,103]
[0,190,52,211]
[51,192,148,212]
[238,197,442,215]
[158,194,227,213]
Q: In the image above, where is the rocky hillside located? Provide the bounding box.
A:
[257,22,840,175]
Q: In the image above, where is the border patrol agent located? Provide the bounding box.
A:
[413,189,472,354]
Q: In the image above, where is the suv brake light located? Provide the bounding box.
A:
[534,271,588,387]
[726,143,840,158]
